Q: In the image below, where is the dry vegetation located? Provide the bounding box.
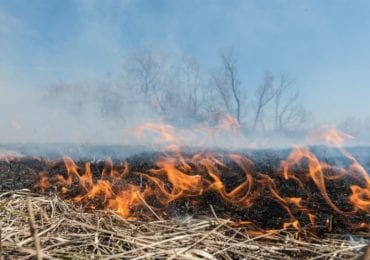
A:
[0,190,368,259]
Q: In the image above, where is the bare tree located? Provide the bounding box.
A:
[127,47,169,116]
[212,73,232,114]
[273,74,298,130]
[252,71,275,130]
[124,48,208,126]
[211,50,243,124]
[221,52,241,123]
[273,74,310,131]
[177,57,203,119]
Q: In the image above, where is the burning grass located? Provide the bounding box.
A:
[0,190,368,259]
[1,126,370,258]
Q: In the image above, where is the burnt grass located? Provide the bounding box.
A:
[0,148,369,235]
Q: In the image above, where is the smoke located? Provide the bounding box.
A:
[2,1,370,151]
[0,52,366,150]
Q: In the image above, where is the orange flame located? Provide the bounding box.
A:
[36,126,370,233]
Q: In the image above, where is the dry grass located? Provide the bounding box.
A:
[0,190,368,259]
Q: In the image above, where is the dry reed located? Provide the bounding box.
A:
[0,190,368,259]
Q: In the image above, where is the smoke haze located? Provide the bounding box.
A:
[1,0,370,148]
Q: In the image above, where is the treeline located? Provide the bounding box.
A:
[44,47,311,135]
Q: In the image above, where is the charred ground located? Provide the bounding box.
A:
[1,146,369,235]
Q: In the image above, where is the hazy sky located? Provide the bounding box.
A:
[1,0,370,143]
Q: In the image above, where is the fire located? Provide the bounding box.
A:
[135,123,181,145]
[143,156,203,204]
[282,146,351,215]
[306,125,354,146]
[283,220,300,230]
[35,123,370,233]
[108,185,146,219]
[35,171,50,192]
[349,186,370,213]
[213,113,240,136]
